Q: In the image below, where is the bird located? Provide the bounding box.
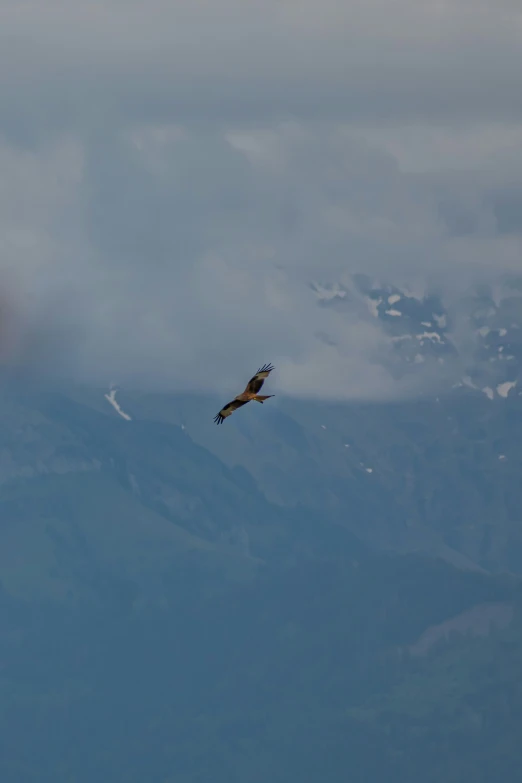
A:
[214,363,275,424]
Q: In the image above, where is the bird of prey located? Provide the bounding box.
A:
[214,363,275,424]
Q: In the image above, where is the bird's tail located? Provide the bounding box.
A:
[254,394,274,403]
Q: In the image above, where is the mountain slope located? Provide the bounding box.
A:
[120,382,522,574]
[1,374,522,782]
[0,546,519,783]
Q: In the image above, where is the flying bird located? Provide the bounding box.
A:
[214,363,275,425]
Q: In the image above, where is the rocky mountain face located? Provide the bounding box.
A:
[310,273,522,399]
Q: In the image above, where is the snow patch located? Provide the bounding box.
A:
[401,283,426,300]
[497,381,517,398]
[416,331,443,344]
[105,387,132,421]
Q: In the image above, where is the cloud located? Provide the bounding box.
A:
[0,1,521,400]
[1,0,522,133]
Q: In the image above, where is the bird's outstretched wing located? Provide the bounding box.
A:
[213,398,249,425]
[243,363,274,395]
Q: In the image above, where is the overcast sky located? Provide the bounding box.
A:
[1,0,521,399]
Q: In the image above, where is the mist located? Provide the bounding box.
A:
[1,1,521,399]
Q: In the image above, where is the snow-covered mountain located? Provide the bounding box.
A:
[310,274,522,401]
